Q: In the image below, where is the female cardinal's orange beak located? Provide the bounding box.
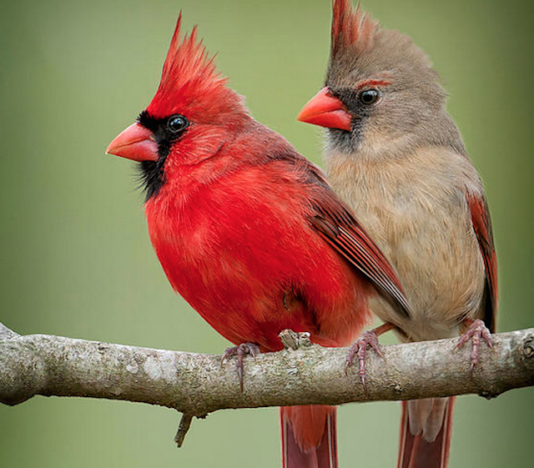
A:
[106,123,159,162]
[297,87,352,131]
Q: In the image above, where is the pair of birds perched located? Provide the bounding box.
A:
[107,1,497,467]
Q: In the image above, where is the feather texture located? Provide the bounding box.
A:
[109,16,412,468]
[298,1,499,467]
[466,192,498,332]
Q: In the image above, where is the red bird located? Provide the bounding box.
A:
[107,15,411,468]
[298,1,498,467]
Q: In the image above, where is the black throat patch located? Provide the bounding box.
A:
[136,110,188,201]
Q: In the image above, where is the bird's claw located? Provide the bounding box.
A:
[345,330,384,386]
[221,343,261,392]
[455,319,493,375]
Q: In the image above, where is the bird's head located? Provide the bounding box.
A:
[298,0,448,157]
[107,15,248,200]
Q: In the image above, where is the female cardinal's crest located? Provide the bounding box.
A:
[147,15,243,120]
[328,1,440,92]
[331,0,378,57]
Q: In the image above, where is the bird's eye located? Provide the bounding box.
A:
[359,89,380,106]
[167,115,189,133]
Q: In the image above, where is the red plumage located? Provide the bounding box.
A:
[467,193,499,331]
[147,14,241,122]
[108,16,410,468]
[398,399,455,468]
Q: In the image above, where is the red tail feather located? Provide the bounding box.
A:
[398,398,455,468]
[281,406,338,468]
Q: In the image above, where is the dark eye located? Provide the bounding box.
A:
[359,89,380,106]
[167,115,189,133]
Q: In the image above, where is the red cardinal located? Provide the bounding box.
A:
[107,15,411,468]
[298,1,498,467]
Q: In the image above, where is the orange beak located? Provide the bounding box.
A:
[297,87,352,131]
[106,123,159,162]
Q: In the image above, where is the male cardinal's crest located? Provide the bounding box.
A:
[147,14,244,122]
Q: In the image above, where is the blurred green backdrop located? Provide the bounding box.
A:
[1,0,532,466]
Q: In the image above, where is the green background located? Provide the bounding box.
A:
[1,0,532,466]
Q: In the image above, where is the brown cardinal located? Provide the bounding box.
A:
[298,1,498,468]
[106,15,411,468]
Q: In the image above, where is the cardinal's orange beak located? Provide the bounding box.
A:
[106,123,159,162]
[297,87,352,131]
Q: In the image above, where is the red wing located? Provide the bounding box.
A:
[466,192,498,332]
[310,191,411,319]
[264,147,411,318]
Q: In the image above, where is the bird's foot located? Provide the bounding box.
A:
[455,319,493,375]
[345,330,385,386]
[345,322,395,386]
[221,342,261,392]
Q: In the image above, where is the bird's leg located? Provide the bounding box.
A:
[221,342,261,392]
[454,318,493,375]
[345,322,395,386]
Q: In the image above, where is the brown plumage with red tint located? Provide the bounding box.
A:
[298,1,498,467]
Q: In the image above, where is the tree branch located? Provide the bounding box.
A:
[1,322,533,418]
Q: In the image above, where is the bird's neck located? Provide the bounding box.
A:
[327,109,467,165]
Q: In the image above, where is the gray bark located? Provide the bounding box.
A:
[1,322,533,418]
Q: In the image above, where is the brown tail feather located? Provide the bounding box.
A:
[281,406,338,468]
[397,397,455,468]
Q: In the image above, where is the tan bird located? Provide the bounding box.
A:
[297,1,498,467]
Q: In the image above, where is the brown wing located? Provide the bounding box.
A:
[466,192,498,332]
[309,190,411,318]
